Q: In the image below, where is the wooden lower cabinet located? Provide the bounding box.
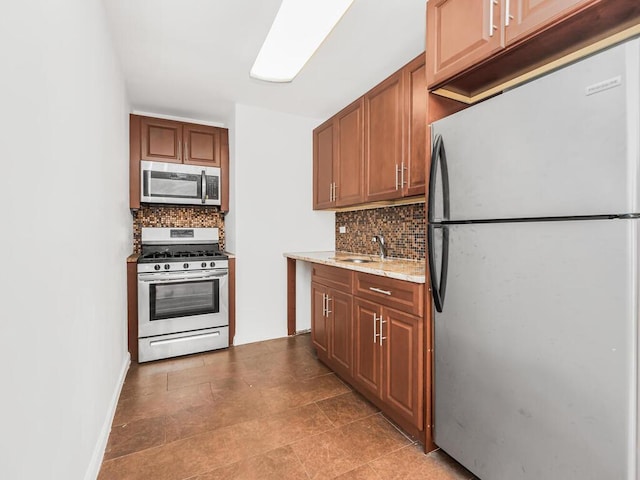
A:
[353,298,383,398]
[312,265,426,442]
[382,307,424,433]
[311,283,330,355]
[312,281,354,378]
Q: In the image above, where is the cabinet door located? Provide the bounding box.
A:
[335,98,364,207]
[183,124,221,167]
[403,55,427,197]
[311,283,329,355]
[328,290,353,376]
[382,307,423,430]
[365,71,404,202]
[505,0,596,45]
[313,119,335,209]
[140,117,183,163]
[353,298,382,398]
[426,0,504,88]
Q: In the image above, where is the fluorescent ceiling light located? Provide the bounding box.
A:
[250,0,355,83]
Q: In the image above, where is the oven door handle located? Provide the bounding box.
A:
[138,272,228,284]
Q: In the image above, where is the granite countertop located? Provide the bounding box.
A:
[284,251,426,284]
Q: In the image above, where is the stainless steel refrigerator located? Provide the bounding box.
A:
[428,37,639,480]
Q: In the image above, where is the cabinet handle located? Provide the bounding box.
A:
[373,313,379,343]
[333,182,338,202]
[401,162,407,187]
[326,296,332,316]
[322,293,327,317]
[379,318,387,346]
[395,164,400,190]
[184,141,188,161]
[505,0,513,27]
[489,0,498,37]
[369,287,392,296]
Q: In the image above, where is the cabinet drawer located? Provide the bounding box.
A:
[355,272,423,316]
[312,264,353,291]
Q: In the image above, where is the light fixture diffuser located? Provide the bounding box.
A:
[250,0,355,83]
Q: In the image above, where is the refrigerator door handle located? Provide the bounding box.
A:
[428,224,449,312]
[428,134,450,223]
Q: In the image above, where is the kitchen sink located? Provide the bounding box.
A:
[339,258,374,263]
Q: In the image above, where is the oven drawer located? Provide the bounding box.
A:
[138,327,229,363]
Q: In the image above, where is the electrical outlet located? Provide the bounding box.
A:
[339,226,347,234]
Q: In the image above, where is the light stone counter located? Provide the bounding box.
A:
[284,251,426,284]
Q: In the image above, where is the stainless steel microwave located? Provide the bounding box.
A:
[141,161,221,206]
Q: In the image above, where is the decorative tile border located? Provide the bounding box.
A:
[132,206,225,253]
[335,203,425,260]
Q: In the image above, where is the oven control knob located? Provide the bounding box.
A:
[201,262,207,268]
[154,264,161,271]
[210,262,215,268]
[164,264,170,270]
[183,263,189,269]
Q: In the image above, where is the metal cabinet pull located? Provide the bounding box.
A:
[369,287,392,296]
[373,313,379,342]
[379,318,387,346]
[489,0,498,37]
[333,182,338,202]
[401,162,407,187]
[326,296,332,315]
[505,0,513,26]
[395,164,400,190]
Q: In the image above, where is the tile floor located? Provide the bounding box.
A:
[99,334,476,480]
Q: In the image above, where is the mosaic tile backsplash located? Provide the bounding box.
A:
[132,206,225,253]
[335,203,425,260]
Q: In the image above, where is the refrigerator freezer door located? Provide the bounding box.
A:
[433,219,637,480]
[430,38,640,222]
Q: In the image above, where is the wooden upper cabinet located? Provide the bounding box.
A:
[365,71,404,203]
[427,0,504,88]
[404,55,427,197]
[183,124,220,167]
[313,119,335,209]
[426,0,639,99]
[130,114,230,210]
[141,117,183,163]
[335,98,364,207]
[505,0,596,44]
[312,53,433,209]
[140,116,224,167]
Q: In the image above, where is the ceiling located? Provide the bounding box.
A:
[102,0,427,125]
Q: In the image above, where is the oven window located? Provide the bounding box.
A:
[150,279,219,321]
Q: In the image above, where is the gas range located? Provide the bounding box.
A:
[137,227,228,273]
[136,227,229,363]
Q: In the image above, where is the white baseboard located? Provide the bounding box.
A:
[84,352,131,480]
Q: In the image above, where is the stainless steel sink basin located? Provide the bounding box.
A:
[339,258,374,263]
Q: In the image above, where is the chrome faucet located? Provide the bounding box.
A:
[372,233,387,260]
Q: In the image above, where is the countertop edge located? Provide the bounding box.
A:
[284,251,426,284]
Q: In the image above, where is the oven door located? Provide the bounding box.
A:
[141,161,221,206]
[138,269,229,338]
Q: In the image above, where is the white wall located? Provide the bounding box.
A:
[0,1,131,479]
[227,104,334,344]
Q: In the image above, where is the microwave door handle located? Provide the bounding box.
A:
[143,169,152,198]
[201,170,206,204]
